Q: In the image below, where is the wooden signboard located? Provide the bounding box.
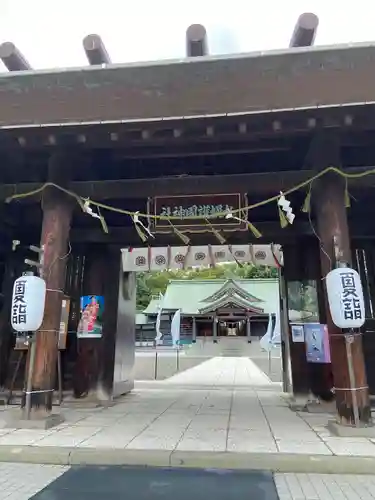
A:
[148,193,248,233]
[14,296,70,351]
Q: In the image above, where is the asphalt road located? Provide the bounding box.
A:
[31,466,279,500]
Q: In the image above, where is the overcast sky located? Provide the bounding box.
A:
[0,1,373,70]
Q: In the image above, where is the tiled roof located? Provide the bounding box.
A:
[143,278,279,316]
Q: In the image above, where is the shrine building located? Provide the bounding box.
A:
[137,278,280,347]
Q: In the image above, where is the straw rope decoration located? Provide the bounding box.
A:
[4,166,364,236]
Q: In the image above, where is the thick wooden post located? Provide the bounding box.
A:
[315,173,371,425]
[30,152,73,415]
[73,246,106,399]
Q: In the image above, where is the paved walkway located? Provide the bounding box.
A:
[0,357,373,474]
[1,464,375,499]
[163,356,273,387]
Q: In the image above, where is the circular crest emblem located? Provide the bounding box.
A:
[174,254,185,263]
[195,252,206,261]
[234,250,246,258]
[135,256,146,266]
[254,250,266,260]
[215,251,225,260]
[155,255,166,266]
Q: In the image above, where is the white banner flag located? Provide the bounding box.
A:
[260,314,273,352]
[272,310,281,345]
[171,309,181,347]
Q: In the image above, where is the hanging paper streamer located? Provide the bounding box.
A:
[277,192,295,225]
[82,199,109,234]
[278,206,288,228]
[133,211,155,241]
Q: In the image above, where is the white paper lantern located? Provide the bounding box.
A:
[326,267,365,328]
[11,275,46,332]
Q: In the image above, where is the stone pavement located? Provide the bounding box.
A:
[2,465,375,499]
[0,357,373,474]
[0,463,67,499]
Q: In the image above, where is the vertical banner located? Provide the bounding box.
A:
[77,295,104,339]
[260,314,273,352]
[171,309,181,347]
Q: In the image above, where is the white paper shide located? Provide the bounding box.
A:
[326,267,365,329]
[11,275,46,332]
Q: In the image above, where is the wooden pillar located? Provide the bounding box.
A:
[246,316,251,343]
[314,173,371,425]
[192,317,197,343]
[283,242,313,395]
[213,316,218,343]
[73,246,106,399]
[30,152,73,415]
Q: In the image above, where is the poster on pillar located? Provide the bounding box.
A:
[304,323,331,363]
[77,295,104,339]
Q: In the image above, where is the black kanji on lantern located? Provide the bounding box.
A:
[12,280,27,325]
[340,271,362,321]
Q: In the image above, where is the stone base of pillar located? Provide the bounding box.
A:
[305,400,336,414]
[327,419,375,437]
[5,411,64,430]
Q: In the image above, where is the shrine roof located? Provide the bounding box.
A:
[143,278,279,316]
[0,43,375,128]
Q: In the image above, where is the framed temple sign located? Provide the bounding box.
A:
[148,193,248,233]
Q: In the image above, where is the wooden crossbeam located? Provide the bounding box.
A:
[290,13,319,47]
[82,34,111,65]
[0,42,32,71]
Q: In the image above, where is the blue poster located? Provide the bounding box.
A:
[77,295,104,339]
[304,323,330,364]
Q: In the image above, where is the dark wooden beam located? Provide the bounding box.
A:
[0,170,313,201]
[290,13,319,47]
[186,24,208,57]
[70,221,309,244]
[82,34,111,65]
[1,167,374,201]
[0,42,32,71]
